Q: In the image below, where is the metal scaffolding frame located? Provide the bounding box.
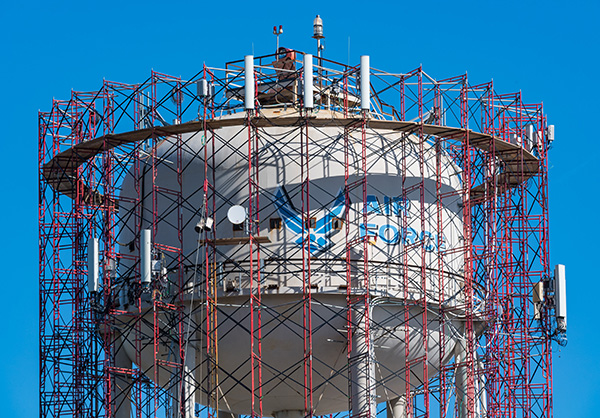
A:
[39,49,556,418]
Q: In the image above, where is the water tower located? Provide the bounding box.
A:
[39,18,566,418]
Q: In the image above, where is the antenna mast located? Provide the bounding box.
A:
[273,25,283,53]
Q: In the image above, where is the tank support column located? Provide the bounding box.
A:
[181,306,198,418]
[183,350,196,418]
[273,410,304,418]
[219,411,239,418]
[475,353,486,418]
[350,305,376,418]
[170,343,197,418]
[454,323,475,418]
[387,396,410,418]
[114,337,132,418]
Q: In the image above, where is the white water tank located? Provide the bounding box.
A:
[116,108,466,416]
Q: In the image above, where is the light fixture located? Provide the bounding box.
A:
[195,217,214,233]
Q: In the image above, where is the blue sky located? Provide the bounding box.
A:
[1,0,598,417]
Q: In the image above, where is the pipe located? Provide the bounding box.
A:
[351,304,376,418]
[303,54,314,109]
[170,347,197,417]
[454,323,475,418]
[114,336,132,418]
[387,396,410,418]
[245,55,255,111]
[182,304,199,418]
[476,353,487,418]
[182,349,196,418]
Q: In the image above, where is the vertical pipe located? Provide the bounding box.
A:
[141,229,152,284]
[113,337,132,418]
[387,397,409,418]
[245,55,255,110]
[351,305,376,418]
[454,323,474,418]
[183,346,196,418]
[304,54,314,109]
[476,354,487,418]
[360,55,370,111]
[87,237,99,293]
[317,40,322,89]
[455,334,467,418]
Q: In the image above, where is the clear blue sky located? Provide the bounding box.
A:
[1,0,597,417]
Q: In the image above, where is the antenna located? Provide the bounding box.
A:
[227,205,247,225]
[273,25,283,54]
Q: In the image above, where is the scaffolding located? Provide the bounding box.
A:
[39,49,557,418]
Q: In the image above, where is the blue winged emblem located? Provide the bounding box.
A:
[272,186,346,254]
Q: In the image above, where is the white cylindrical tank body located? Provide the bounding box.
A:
[117,109,464,416]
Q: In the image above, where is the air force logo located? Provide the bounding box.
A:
[272,186,446,254]
[272,186,346,254]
